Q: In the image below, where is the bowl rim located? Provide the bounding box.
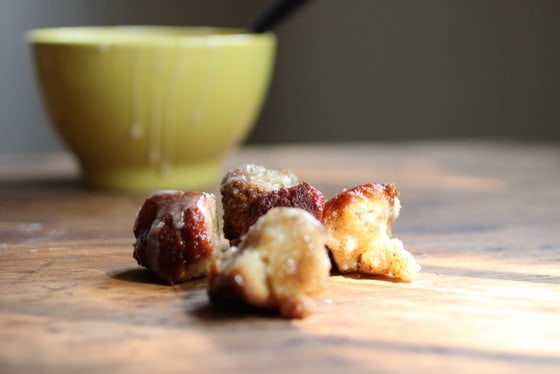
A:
[27,25,274,46]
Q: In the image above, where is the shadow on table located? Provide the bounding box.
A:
[110,267,169,285]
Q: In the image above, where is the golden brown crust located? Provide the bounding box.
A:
[324,183,400,238]
[208,207,330,319]
[323,183,420,281]
[221,164,325,244]
[133,190,220,284]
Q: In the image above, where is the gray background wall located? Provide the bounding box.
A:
[1,0,559,154]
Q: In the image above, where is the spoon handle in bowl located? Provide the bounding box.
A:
[247,0,314,33]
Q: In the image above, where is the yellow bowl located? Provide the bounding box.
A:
[27,26,275,192]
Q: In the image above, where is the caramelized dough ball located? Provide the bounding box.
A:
[208,207,331,319]
[133,190,220,284]
[323,183,420,282]
[221,164,325,244]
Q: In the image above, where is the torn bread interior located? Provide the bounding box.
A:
[208,207,331,319]
[323,183,420,282]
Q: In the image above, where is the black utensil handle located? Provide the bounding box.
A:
[247,0,313,33]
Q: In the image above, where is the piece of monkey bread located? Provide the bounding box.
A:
[220,164,325,244]
[208,207,331,319]
[323,183,420,282]
[133,190,220,284]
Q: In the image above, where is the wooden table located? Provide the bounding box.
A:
[1,142,559,373]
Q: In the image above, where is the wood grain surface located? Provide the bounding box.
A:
[1,142,559,373]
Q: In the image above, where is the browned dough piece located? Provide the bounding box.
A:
[208,207,331,319]
[133,190,220,284]
[221,164,324,245]
[323,183,420,281]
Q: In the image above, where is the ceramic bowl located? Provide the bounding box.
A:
[28,26,275,192]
